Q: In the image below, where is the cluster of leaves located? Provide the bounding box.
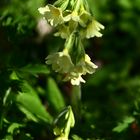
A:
[0,0,68,139]
[81,0,140,140]
[0,0,140,140]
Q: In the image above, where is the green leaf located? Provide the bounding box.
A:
[10,71,19,80]
[7,122,24,134]
[26,0,45,17]
[53,106,75,139]
[113,116,135,133]
[18,133,33,140]
[47,77,65,112]
[118,0,132,9]
[72,134,83,140]
[64,106,75,135]
[53,107,70,136]
[21,64,50,76]
[18,106,38,122]
[20,81,38,97]
[54,0,70,11]
[112,122,128,133]
[4,135,13,140]
[16,92,52,123]
[124,116,135,123]
[3,88,11,106]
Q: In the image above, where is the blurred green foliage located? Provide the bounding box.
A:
[0,0,140,140]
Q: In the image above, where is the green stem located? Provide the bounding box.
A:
[64,33,75,51]
[71,85,81,120]
[64,107,72,138]
[83,0,90,12]
[73,0,82,12]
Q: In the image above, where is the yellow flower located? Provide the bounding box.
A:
[63,54,97,85]
[54,21,77,39]
[84,54,98,74]
[38,4,64,26]
[79,10,91,27]
[63,10,91,27]
[75,54,98,75]
[82,19,105,38]
[64,11,80,22]
[54,24,70,39]
[46,49,74,73]
[70,73,85,85]
[64,72,85,85]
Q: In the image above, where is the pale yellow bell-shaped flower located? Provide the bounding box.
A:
[64,72,85,85]
[64,11,80,22]
[63,54,98,85]
[70,73,85,85]
[75,54,98,75]
[38,4,64,26]
[79,10,91,27]
[46,49,74,73]
[82,19,105,38]
[84,54,98,74]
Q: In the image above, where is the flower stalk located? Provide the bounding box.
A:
[38,0,104,139]
[38,0,104,85]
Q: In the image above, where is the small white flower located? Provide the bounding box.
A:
[38,4,64,26]
[54,24,70,39]
[75,54,98,75]
[70,74,85,85]
[64,72,85,85]
[46,49,74,73]
[63,54,97,85]
[82,19,105,39]
[64,11,80,22]
[79,10,91,27]
[84,54,98,74]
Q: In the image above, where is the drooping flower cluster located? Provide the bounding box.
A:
[38,0,104,85]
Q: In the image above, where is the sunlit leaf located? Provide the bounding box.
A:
[21,64,50,76]
[3,135,13,140]
[16,92,53,123]
[53,106,75,138]
[7,122,24,134]
[47,77,65,112]
[72,134,83,140]
[113,116,135,133]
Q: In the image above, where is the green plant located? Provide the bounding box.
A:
[38,0,104,139]
[1,0,140,139]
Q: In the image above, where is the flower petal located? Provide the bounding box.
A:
[46,51,74,73]
[84,19,105,38]
[38,4,64,26]
[71,75,85,85]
